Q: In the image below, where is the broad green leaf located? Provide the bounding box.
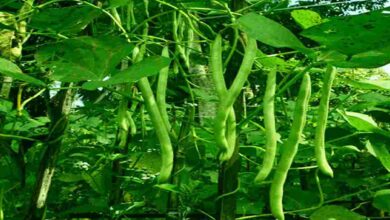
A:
[310,205,365,220]
[342,111,390,137]
[82,56,171,90]
[373,189,390,212]
[343,111,379,132]
[30,5,101,34]
[237,13,312,55]
[301,9,390,57]
[366,138,390,172]
[0,58,45,86]
[291,10,322,29]
[318,48,390,68]
[36,36,133,82]
[346,79,390,91]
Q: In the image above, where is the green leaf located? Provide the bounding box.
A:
[310,205,365,220]
[30,5,101,34]
[291,10,322,29]
[237,13,312,55]
[366,138,390,172]
[342,111,379,132]
[256,50,287,71]
[82,56,171,90]
[36,36,133,82]
[373,189,390,212]
[301,8,390,67]
[318,48,390,68]
[346,79,390,91]
[0,58,45,86]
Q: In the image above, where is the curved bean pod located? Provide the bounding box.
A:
[210,34,237,160]
[156,46,175,137]
[255,70,277,183]
[136,45,173,183]
[214,37,257,162]
[314,65,336,177]
[138,78,173,183]
[270,73,311,220]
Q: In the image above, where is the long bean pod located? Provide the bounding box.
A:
[156,46,174,137]
[214,37,257,162]
[254,70,277,183]
[270,73,311,220]
[210,34,227,96]
[314,65,336,177]
[138,77,173,183]
[210,35,237,156]
[136,43,173,183]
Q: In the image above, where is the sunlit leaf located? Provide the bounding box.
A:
[343,111,379,132]
[0,58,45,86]
[366,138,390,172]
[82,56,171,90]
[291,9,322,29]
[346,79,390,91]
[237,13,312,55]
[373,189,390,212]
[301,8,390,67]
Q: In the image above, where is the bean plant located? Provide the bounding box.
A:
[0,0,389,220]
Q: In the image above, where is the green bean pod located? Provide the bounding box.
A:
[314,65,336,177]
[210,35,237,157]
[136,45,173,183]
[270,73,311,220]
[156,46,174,136]
[138,78,173,183]
[214,37,257,161]
[210,34,227,96]
[254,70,277,183]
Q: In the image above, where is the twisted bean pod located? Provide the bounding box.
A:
[210,35,237,157]
[314,65,336,177]
[214,37,257,162]
[254,70,277,183]
[270,73,311,220]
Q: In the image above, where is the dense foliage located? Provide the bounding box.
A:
[0,0,389,219]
